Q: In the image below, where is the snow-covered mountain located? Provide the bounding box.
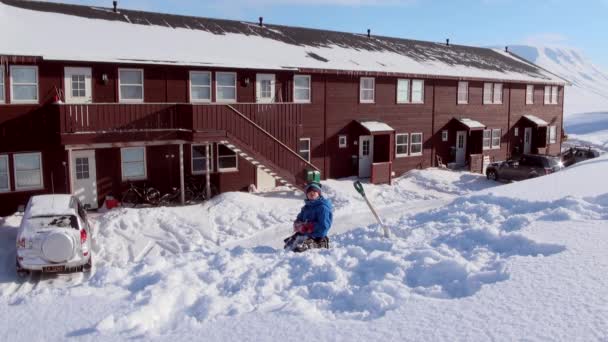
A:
[506,45,608,116]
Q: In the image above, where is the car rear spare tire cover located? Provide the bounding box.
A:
[42,232,75,262]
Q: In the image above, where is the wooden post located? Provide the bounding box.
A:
[205,143,211,200]
[179,143,185,204]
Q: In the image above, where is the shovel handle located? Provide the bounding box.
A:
[353,180,366,197]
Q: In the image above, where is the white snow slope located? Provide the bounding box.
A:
[2,157,608,341]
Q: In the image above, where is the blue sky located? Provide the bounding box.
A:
[42,0,608,68]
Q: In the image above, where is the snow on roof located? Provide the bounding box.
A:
[27,194,75,218]
[457,118,486,130]
[0,0,565,84]
[359,121,395,133]
[523,114,549,127]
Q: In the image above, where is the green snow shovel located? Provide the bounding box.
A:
[353,181,391,238]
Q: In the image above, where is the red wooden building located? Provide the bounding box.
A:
[0,0,566,214]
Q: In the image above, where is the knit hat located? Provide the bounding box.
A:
[305,182,322,195]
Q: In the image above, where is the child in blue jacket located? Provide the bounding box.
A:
[284,182,333,252]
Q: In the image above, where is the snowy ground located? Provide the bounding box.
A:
[563,112,608,152]
[2,159,608,340]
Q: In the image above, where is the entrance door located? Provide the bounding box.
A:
[256,74,275,103]
[64,67,92,104]
[456,131,467,166]
[524,127,532,154]
[71,150,98,209]
[358,135,374,178]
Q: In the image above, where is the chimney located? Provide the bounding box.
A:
[446,38,450,46]
[505,46,509,52]
[259,17,263,27]
[367,29,371,38]
[113,1,117,13]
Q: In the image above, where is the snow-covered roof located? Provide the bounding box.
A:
[0,0,565,85]
[359,121,395,133]
[523,115,549,127]
[26,194,75,218]
[457,118,486,130]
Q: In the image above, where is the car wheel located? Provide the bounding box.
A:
[528,173,538,179]
[487,170,498,181]
[16,258,30,277]
[83,255,93,273]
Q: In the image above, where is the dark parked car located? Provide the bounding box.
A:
[560,146,600,167]
[486,154,563,182]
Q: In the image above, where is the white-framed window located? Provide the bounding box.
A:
[217,143,238,172]
[121,147,146,180]
[0,67,5,104]
[338,135,347,148]
[544,85,559,105]
[216,72,237,103]
[548,126,557,144]
[526,85,534,105]
[0,155,9,192]
[10,66,39,103]
[411,80,424,103]
[256,73,275,103]
[410,133,423,155]
[118,69,144,103]
[442,130,448,142]
[294,75,311,103]
[360,77,375,103]
[491,129,501,149]
[457,81,468,104]
[483,129,491,150]
[514,127,519,137]
[14,152,43,190]
[191,144,213,174]
[190,71,211,103]
[298,138,311,162]
[395,133,409,157]
[483,82,503,104]
[397,79,410,103]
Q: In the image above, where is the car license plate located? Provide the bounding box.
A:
[43,265,65,273]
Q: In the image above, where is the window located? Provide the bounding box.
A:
[192,144,213,174]
[75,157,90,180]
[491,129,501,149]
[338,135,347,148]
[121,147,146,180]
[294,75,311,103]
[0,67,5,103]
[396,133,409,157]
[118,69,144,102]
[410,133,423,155]
[0,155,9,192]
[514,127,519,137]
[190,71,211,103]
[397,79,410,103]
[14,152,43,190]
[483,129,491,150]
[483,82,503,104]
[526,85,534,104]
[544,85,559,105]
[298,138,311,161]
[360,77,375,103]
[216,72,237,103]
[217,144,238,172]
[548,126,557,144]
[10,66,38,103]
[442,130,448,142]
[457,81,468,104]
[411,80,424,103]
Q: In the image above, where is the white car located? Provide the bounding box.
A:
[16,194,93,275]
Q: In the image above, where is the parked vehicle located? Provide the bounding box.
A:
[486,154,563,182]
[560,146,601,167]
[16,195,93,275]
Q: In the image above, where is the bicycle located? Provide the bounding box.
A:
[184,177,218,203]
[158,187,181,206]
[121,182,161,208]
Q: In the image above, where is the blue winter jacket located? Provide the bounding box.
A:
[296,196,333,238]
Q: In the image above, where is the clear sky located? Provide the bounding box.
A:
[39,0,608,69]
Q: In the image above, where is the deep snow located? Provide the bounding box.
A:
[2,157,608,340]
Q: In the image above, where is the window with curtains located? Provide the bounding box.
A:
[526,85,534,104]
[397,79,424,103]
[544,85,559,104]
[457,81,468,104]
[483,82,503,104]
